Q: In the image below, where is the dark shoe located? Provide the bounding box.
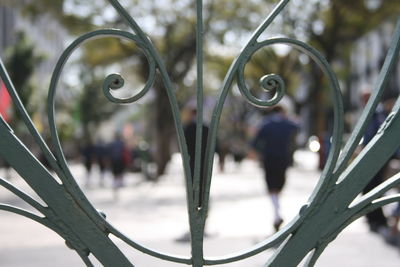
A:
[273,218,283,232]
[175,232,191,243]
[175,231,212,243]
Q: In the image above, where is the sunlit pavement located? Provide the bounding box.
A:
[0,150,399,266]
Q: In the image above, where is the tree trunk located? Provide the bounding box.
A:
[153,77,175,176]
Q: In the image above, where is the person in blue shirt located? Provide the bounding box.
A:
[251,105,299,231]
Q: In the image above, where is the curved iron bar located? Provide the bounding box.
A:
[237,72,286,108]
[0,0,398,265]
[349,172,400,211]
[334,18,400,177]
[336,94,400,206]
[102,71,155,104]
[204,0,343,215]
[1,122,133,265]
[236,38,344,201]
[266,92,400,266]
[291,190,400,267]
[302,245,329,267]
[332,194,400,236]
[0,202,96,265]
[0,70,100,260]
[106,0,193,211]
[103,1,206,263]
[0,1,192,263]
[208,21,398,263]
[203,0,291,238]
[105,222,192,265]
[47,29,156,237]
[201,36,344,263]
[362,194,400,214]
[43,1,196,263]
[269,189,400,267]
[41,0,196,263]
[297,193,400,267]
[203,220,296,265]
[0,177,48,215]
[294,95,400,266]
[76,250,95,267]
[203,0,291,205]
[0,178,88,251]
[0,204,55,230]
[48,28,152,180]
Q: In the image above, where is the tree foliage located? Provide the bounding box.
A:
[11,0,400,174]
[4,31,43,136]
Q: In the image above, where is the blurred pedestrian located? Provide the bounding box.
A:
[109,134,130,196]
[215,141,227,172]
[94,139,108,187]
[81,142,95,188]
[250,105,299,232]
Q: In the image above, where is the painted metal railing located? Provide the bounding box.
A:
[1,0,400,266]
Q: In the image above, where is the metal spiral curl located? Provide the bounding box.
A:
[47,29,156,181]
[106,73,125,90]
[102,62,155,104]
[237,67,286,107]
[260,74,285,102]
[259,74,284,91]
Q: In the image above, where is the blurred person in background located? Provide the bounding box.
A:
[249,105,299,232]
[94,139,108,187]
[109,133,131,198]
[81,141,95,188]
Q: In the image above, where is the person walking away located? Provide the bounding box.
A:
[250,105,299,232]
[94,139,108,187]
[81,142,95,188]
[109,134,130,198]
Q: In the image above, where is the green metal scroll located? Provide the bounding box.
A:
[0,0,400,266]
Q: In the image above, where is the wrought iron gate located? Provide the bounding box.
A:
[1,0,400,266]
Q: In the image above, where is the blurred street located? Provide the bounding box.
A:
[0,150,399,267]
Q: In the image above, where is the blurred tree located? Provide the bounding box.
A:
[11,0,400,175]
[18,0,280,176]
[4,32,43,134]
[282,0,400,137]
[76,68,118,144]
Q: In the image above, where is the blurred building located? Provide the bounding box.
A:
[0,5,16,56]
[0,2,70,136]
[0,3,68,88]
[350,20,400,108]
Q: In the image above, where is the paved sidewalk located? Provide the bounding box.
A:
[0,150,399,266]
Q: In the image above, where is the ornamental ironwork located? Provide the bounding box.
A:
[1,0,400,266]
